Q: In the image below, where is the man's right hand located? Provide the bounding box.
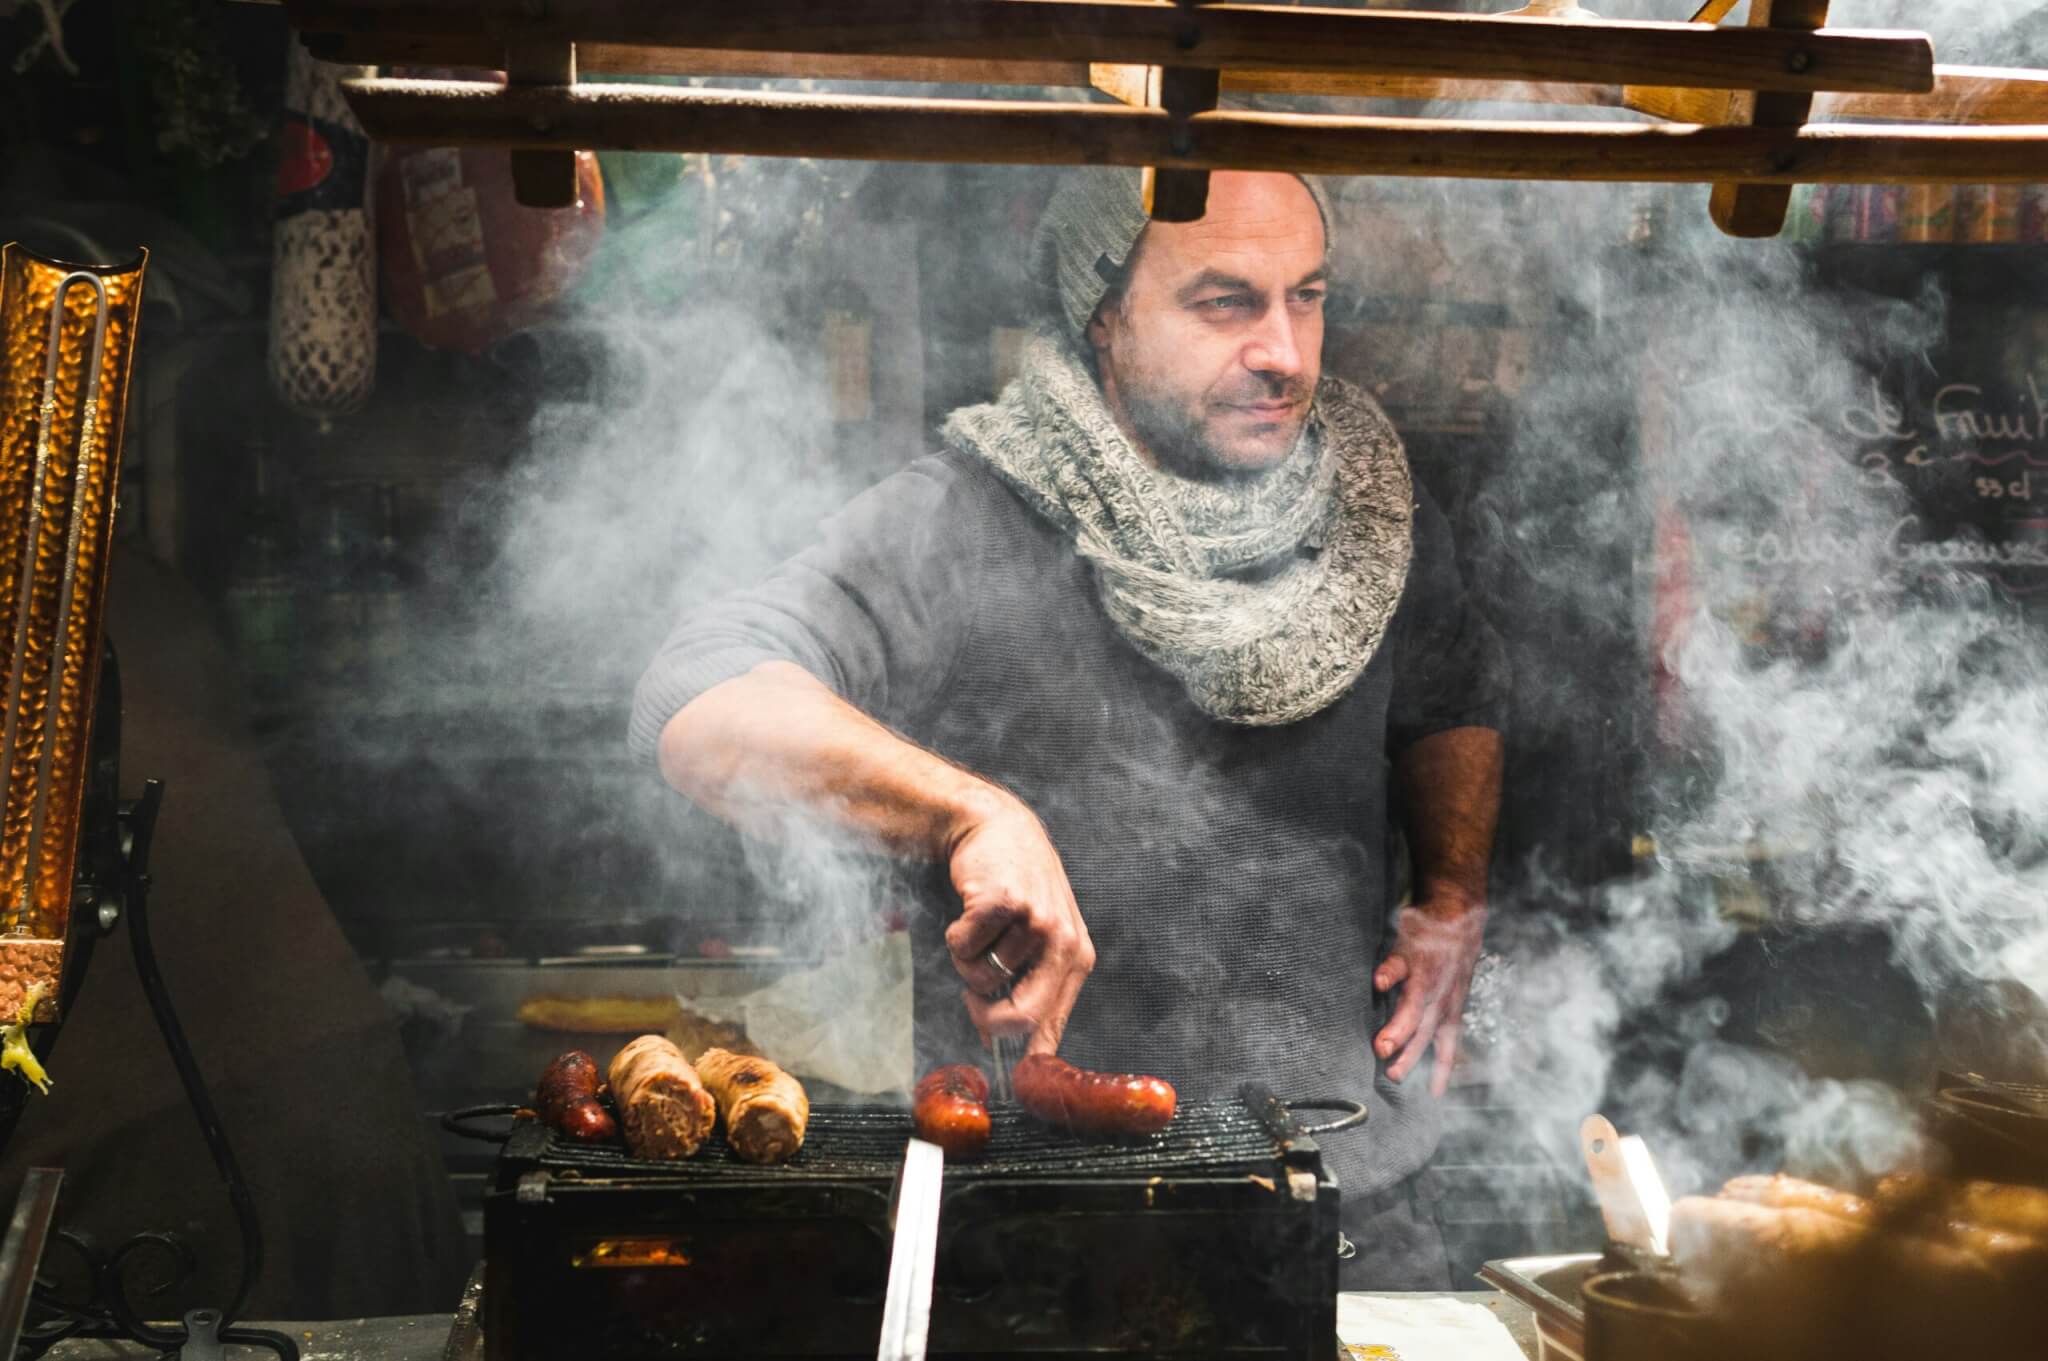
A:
[942,791,1095,1056]
[661,665,1094,1055]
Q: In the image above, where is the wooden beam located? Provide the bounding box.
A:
[296,31,2042,129]
[1092,63,1157,107]
[339,77,2048,184]
[1826,65,2048,125]
[1623,64,2048,127]
[1711,0,1830,238]
[296,30,2048,130]
[287,0,1936,94]
[300,29,1098,87]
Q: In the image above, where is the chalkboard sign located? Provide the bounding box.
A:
[1698,361,2048,613]
[1846,363,2048,600]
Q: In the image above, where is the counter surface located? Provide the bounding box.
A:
[40,1292,1540,1360]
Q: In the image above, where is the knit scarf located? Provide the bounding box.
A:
[944,333,1413,726]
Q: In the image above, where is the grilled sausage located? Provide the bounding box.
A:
[535,1050,618,1143]
[608,1034,717,1159]
[697,1047,809,1164]
[913,1065,992,1158]
[1012,1054,1176,1137]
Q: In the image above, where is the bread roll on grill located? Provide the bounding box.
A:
[697,1047,809,1164]
[608,1034,717,1159]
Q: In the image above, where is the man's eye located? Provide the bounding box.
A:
[1294,289,1326,306]
[1200,296,1248,310]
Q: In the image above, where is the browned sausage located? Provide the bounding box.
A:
[536,1050,618,1143]
[914,1065,991,1158]
[1012,1054,1176,1137]
[609,1034,717,1159]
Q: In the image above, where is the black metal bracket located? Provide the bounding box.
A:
[10,776,299,1361]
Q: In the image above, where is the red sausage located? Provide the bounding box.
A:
[1012,1054,1177,1137]
[913,1064,991,1158]
[536,1050,619,1143]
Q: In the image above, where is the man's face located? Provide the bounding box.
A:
[1088,172,1328,480]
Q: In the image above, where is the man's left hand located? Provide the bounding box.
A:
[1372,896,1487,1098]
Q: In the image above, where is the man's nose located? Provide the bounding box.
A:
[1242,305,1307,379]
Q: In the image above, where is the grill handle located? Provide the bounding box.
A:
[1239,1083,1368,1163]
[441,1103,526,1144]
[1287,1099,1369,1138]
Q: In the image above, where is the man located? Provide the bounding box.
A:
[631,169,1506,1287]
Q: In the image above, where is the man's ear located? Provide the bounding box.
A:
[1086,302,1116,364]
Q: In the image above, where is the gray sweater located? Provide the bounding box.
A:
[630,448,1507,1242]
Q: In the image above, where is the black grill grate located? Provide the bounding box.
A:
[533,1099,1290,1182]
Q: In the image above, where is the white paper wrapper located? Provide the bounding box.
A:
[684,933,914,1096]
[1336,1292,1527,1361]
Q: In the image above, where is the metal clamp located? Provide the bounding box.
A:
[176,1308,225,1361]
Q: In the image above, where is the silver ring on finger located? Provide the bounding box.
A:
[984,948,1015,982]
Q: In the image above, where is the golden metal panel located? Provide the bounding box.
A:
[0,243,146,1007]
[0,936,62,1025]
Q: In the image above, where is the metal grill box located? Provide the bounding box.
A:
[478,1089,1354,1360]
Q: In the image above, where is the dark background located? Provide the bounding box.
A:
[8,0,2043,1280]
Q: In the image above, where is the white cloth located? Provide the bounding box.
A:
[684,932,914,1096]
[1336,1293,1529,1361]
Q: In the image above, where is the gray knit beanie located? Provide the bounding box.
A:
[1034,168,1334,349]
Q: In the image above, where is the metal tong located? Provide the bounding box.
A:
[1,271,111,935]
[990,1033,1018,1105]
[877,1138,945,1361]
[983,948,1019,1103]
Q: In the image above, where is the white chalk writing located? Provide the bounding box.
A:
[1712,517,2048,572]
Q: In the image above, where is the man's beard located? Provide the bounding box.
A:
[1120,379,1309,483]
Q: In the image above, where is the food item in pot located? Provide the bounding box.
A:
[696,1047,809,1164]
[518,995,679,1034]
[913,1065,992,1158]
[1719,1173,1875,1224]
[1670,1176,2048,1359]
[1012,1054,1176,1137]
[1671,1195,1869,1266]
[1875,1174,2048,1240]
[607,1034,717,1159]
[535,1050,618,1143]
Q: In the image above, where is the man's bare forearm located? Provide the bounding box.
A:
[1394,726,1504,909]
[657,660,1005,859]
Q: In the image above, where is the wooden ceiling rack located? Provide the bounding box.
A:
[278,0,2048,238]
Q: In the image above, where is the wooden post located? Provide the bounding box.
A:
[1709,1,1829,238]
[506,40,579,208]
[1144,3,1223,223]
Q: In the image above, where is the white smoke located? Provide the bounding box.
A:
[452,1,2048,1227]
